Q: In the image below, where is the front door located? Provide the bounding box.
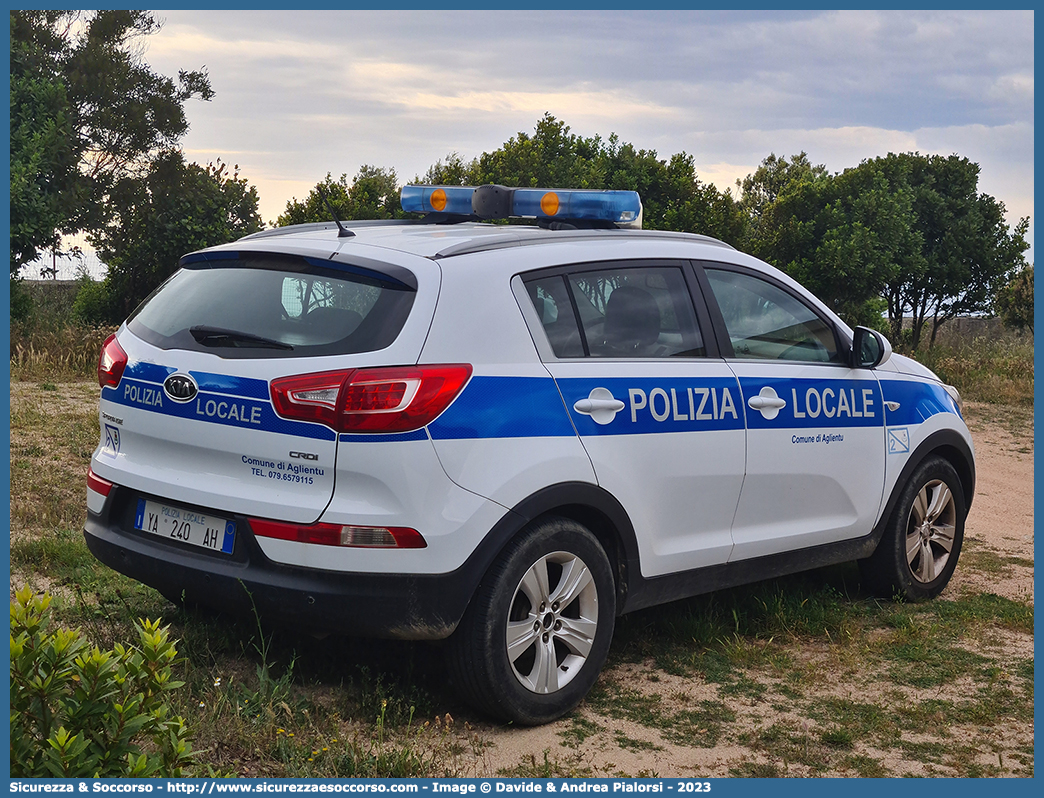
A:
[699,265,886,561]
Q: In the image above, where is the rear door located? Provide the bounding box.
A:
[93,251,432,524]
[521,261,745,578]
[697,264,886,561]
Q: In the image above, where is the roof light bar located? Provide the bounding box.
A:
[400,184,643,229]
[511,188,642,227]
[400,185,476,216]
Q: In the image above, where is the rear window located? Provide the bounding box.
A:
[128,255,416,358]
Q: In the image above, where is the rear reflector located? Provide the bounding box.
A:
[87,467,114,497]
[270,364,471,433]
[250,518,426,549]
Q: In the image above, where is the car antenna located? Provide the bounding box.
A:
[316,185,354,238]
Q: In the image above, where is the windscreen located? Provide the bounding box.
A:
[128,256,416,358]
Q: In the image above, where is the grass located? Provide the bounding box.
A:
[9,364,1034,776]
[961,549,1035,576]
[903,332,1033,406]
[10,321,117,381]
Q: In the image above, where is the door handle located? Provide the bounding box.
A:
[747,387,786,420]
[573,387,625,425]
[574,398,626,413]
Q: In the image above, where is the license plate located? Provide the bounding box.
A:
[134,499,236,555]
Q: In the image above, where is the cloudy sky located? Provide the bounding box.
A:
[36,9,1035,276]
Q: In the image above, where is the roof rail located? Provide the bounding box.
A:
[432,228,733,259]
[238,219,434,242]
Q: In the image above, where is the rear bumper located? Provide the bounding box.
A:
[84,486,477,640]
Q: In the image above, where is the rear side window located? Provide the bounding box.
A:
[524,276,585,358]
[524,264,705,358]
[128,255,415,358]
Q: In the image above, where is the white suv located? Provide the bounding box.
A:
[86,184,974,725]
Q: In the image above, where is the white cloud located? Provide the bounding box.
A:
[134,10,1032,257]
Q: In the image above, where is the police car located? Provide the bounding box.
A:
[85,184,974,725]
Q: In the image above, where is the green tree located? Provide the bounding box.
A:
[878,153,1029,348]
[423,114,746,244]
[747,154,918,327]
[910,154,1031,346]
[738,151,829,212]
[420,152,479,186]
[276,166,404,227]
[656,152,747,245]
[86,152,262,321]
[994,265,1033,332]
[739,151,1029,342]
[10,14,80,272]
[472,113,605,189]
[737,151,828,248]
[9,10,213,274]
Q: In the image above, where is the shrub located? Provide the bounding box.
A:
[10,586,197,777]
[10,277,35,322]
[994,265,1033,332]
[72,276,119,325]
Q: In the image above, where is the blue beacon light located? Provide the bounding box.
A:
[511,189,641,226]
[399,185,475,215]
[400,185,643,228]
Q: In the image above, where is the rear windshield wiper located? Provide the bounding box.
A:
[190,325,294,350]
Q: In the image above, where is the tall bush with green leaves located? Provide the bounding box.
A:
[10,586,196,777]
[994,265,1033,332]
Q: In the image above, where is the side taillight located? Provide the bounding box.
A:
[87,467,113,496]
[98,334,128,388]
[270,364,471,433]
[250,518,426,549]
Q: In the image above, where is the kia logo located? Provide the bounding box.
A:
[163,373,198,403]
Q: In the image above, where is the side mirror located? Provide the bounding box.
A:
[851,326,892,369]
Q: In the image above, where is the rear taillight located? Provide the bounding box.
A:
[268,370,347,429]
[87,467,113,496]
[250,518,426,549]
[98,334,128,388]
[270,364,471,433]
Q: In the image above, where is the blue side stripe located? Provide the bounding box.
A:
[556,377,744,436]
[104,379,335,441]
[121,363,270,400]
[428,377,575,440]
[739,377,883,430]
[880,379,960,424]
[124,362,176,383]
[339,429,429,443]
[189,371,271,400]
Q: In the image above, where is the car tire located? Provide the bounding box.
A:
[860,455,966,601]
[446,516,616,725]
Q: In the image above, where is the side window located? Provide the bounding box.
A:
[568,266,704,358]
[525,275,584,358]
[705,268,839,363]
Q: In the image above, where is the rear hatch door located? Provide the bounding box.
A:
[92,247,438,524]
